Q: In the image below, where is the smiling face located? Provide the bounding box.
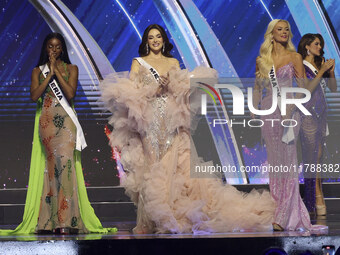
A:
[272,21,290,43]
[306,37,322,57]
[147,28,163,53]
[46,38,62,59]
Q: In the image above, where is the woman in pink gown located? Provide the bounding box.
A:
[253,19,330,231]
[101,24,275,234]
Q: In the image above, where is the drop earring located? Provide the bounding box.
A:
[146,44,149,55]
[307,49,310,56]
[162,44,165,53]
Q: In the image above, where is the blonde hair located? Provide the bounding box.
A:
[256,19,296,78]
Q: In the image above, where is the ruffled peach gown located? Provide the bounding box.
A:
[100,64,275,234]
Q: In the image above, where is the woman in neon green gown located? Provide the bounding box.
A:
[0,33,116,235]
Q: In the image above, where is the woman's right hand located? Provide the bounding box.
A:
[156,74,169,96]
[49,53,56,75]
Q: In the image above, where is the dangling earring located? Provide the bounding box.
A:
[307,49,310,56]
[162,44,165,53]
[146,44,149,55]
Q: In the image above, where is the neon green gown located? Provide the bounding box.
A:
[0,67,116,235]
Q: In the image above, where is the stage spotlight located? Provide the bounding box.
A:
[262,247,288,255]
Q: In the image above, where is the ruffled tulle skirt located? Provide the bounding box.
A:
[101,67,275,233]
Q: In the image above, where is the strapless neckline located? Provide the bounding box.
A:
[275,62,293,72]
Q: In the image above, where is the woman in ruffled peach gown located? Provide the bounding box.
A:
[101,24,275,234]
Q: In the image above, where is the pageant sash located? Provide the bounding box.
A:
[135,57,161,83]
[268,66,282,110]
[303,60,327,93]
[39,64,87,151]
[268,65,295,144]
[302,60,329,136]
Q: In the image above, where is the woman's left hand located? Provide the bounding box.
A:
[159,74,169,93]
[160,75,169,86]
[49,53,57,75]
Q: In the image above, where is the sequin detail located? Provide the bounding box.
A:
[301,65,328,213]
[53,114,65,129]
[147,95,175,161]
[142,74,154,86]
[37,75,85,232]
[261,63,311,230]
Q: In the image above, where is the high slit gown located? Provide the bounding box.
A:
[300,63,328,213]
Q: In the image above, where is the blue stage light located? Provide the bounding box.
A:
[262,247,287,255]
[258,0,274,20]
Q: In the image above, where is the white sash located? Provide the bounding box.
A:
[39,64,87,151]
[135,57,161,82]
[302,60,329,136]
[303,60,327,94]
[268,66,282,110]
[268,65,295,144]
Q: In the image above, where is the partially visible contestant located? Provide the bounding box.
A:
[1,33,115,235]
[297,33,336,216]
[253,19,328,231]
[101,24,275,234]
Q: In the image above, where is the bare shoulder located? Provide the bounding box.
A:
[168,58,180,68]
[132,58,140,66]
[131,58,140,73]
[32,67,41,75]
[290,52,303,62]
[289,52,304,69]
[168,58,179,64]
[31,67,42,81]
[67,64,78,72]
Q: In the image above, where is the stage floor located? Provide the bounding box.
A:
[0,215,335,239]
[1,216,340,255]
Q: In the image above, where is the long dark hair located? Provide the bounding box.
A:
[138,24,173,57]
[36,32,71,67]
[297,33,324,69]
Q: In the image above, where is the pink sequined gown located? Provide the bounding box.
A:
[260,63,311,230]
